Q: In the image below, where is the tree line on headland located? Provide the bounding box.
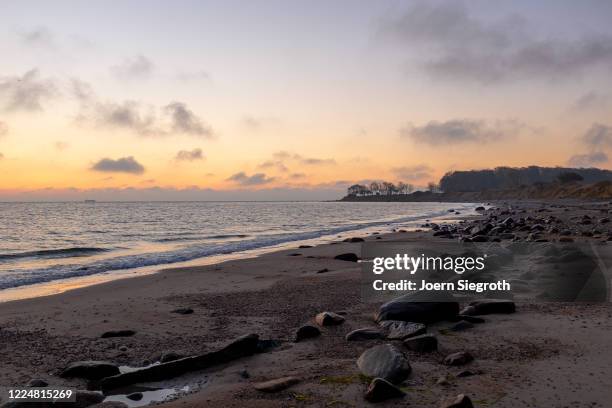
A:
[343,166,612,201]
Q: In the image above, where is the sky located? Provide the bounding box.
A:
[1,0,612,200]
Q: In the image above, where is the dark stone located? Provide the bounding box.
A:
[456,315,485,324]
[315,311,345,326]
[295,324,321,342]
[316,268,329,274]
[90,402,129,408]
[403,334,438,352]
[443,351,474,366]
[376,300,459,324]
[469,235,488,242]
[73,391,105,408]
[160,352,183,363]
[456,370,476,377]
[256,339,280,353]
[460,299,516,316]
[254,376,300,392]
[101,330,136,338]
[101,334,260,391]
[126,393,143,401]
[334,253,359,262]
[475,206,485,211]
[239,369,250,379]
[345,328,383,341]
[26,379,48,387]
[440,394,474,408]
[171,307,194,315]
[449,320,474,332]
[60,361,120,380]
[299,245,313,248]
[344,237,365,243]
[357,344,411,384]
[379,320,426,340]
[364,378,406,402]
[559,237,574,243]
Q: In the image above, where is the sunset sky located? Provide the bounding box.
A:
[1,0,612,200]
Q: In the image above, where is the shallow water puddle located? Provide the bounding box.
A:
[103,385,190,407]
[118,362,161,374]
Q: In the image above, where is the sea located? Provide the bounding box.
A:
[0,201,477,294]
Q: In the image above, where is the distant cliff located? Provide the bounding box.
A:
[439,166,612,193]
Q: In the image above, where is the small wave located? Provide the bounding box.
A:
[0,247,110,261]
[154,234,249,243]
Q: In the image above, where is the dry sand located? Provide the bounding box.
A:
[1,200,611,407]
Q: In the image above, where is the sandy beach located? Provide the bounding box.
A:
[1,200,612,408]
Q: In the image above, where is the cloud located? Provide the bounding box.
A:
[567,152,609,167]
[54,141,69,150]
[401,119,520,145]
[273,151,296,160]
[571,92,609,112]
[258,160,289,172]
[175,148,204,161]
[0,121,7,136]
[263,151,335,170]
[176,70,210,82]
[567,123,612,168]
[18,27,55,48]
[165,102,213,137]
[91,156,145,174]
[72,81,213,138]
[0,69,57,112]
[242,116,262,131]
[289,173,306,179]
[392,164,433,181]
[0,152,3,159]
[382,3,612,83]
[582,123,612,148]
[300,157,336,165]
[90,100,158,135]
[111,55,154,80]
[226,172,274,186]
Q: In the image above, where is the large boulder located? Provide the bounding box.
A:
[254,376,300,392]
[357,344,411,384]
[460,299,516,316]
[295,325,321,342]
[60,361,120,380]
[364,378,406,402]
[403,334,438,352]
[315,312,345,326]
[440,394,474,408]
[345,328,383,341]
[376,301,459,324]
[334,253,359,262]
[379,320,426,340]
[101,334,260,390]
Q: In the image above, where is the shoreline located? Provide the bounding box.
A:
[0,204,477,304]
[1,199,611,407]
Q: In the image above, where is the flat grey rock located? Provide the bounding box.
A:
[357,344,411,384]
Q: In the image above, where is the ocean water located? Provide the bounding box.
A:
[0,201,476,290]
